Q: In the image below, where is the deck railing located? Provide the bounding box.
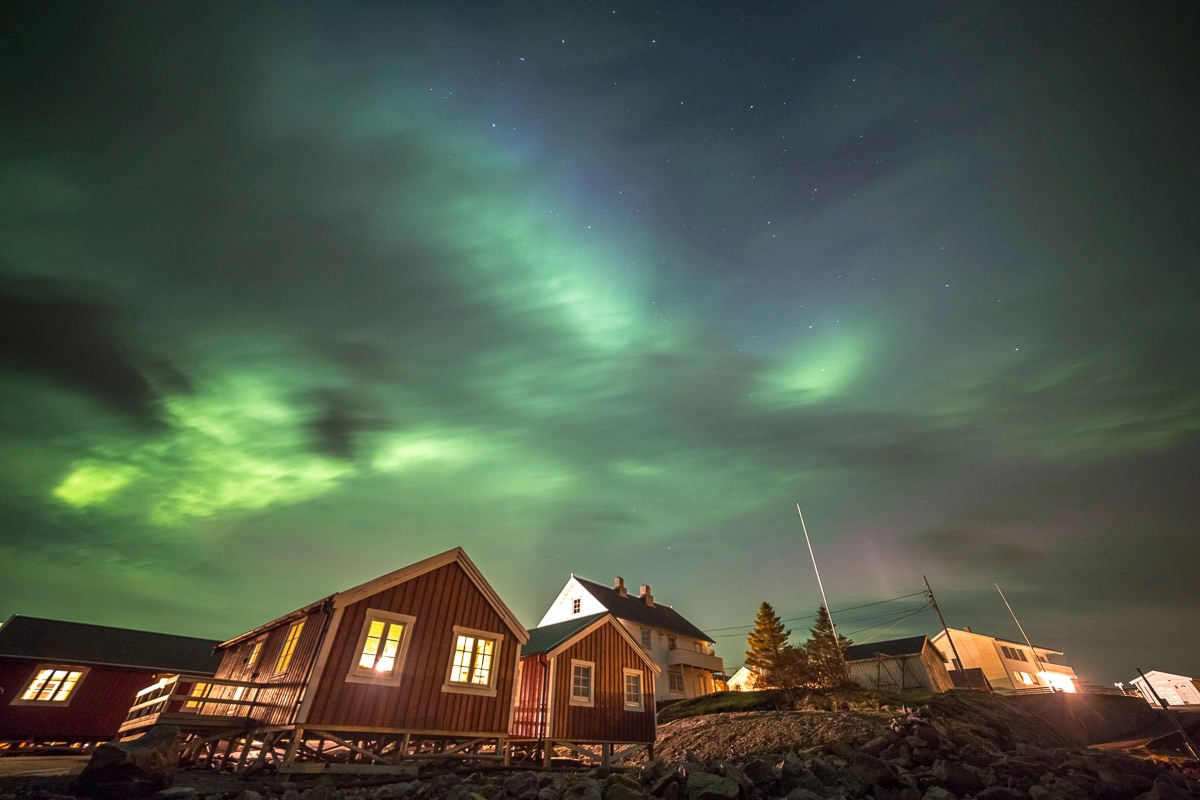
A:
[119,675,272,734]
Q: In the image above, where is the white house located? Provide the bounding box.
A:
[1129,670,1200,707]
[727,666,762,692]
[538,576,723,702]
[930,627,1080,693]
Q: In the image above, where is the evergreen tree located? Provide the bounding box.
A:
[744,601,790,686]
[770,643,815,689]
[804,605,851,687]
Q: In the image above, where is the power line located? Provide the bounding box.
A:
[704,591,929,635]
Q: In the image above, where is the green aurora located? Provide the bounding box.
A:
[1,1,1197,683]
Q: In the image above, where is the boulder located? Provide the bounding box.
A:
[71,725,181,800]
[685,772,740,800]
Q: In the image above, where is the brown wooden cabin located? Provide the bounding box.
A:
[512,612,658,766]
[0,615,221,751]
[120,547,528,772]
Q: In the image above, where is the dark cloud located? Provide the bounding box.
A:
[306,389,390,461]
[0,280,183,426]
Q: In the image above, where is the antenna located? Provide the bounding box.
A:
[796,504,846,674]
[995,583,1047,682]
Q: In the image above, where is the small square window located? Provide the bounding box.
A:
[570,659,594,706]
[571,598,582,614]
[667,635,677,651]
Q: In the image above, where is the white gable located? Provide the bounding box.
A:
[537,576,607,626]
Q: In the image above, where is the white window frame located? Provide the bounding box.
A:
[346,610,416,686]
[569,659,595,707]
[571,597,582,614]
[11,665,89,706]
[442,625,504,697]
[622,668,644,711]
[668,666,684,694]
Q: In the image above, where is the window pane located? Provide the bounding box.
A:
[471,638,494,685]
[23,669,53,701]
[451,635,474,683]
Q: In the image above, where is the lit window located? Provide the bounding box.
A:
[443,625,504,695]
[572,598,582,614]
[275,621,304,674]
[348,610,415,685]
[570,660,594,706]
[184,682,212,710]
[640,628,651,649]
[1014,671,1036,686]
[623,668,644,711]
[668,666,684,693]
[15,666,87,705]
[246,639,263,668]
[450,635,495,685]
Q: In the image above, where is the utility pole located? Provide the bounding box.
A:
[1136,668,1200,760]
[923,576,965,680]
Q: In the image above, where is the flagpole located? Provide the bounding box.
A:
[796,504,844,670]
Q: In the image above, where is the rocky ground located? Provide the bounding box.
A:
[2,692,1197,800]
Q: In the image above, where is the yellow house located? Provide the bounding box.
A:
[930,627,1079,693]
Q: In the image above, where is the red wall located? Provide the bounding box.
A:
[0,659,165,742]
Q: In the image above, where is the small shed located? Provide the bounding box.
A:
[844,635,953,695]
[512,612,658,766]
[119,547,528,772]
[1129,670,1200,707]
[0,615,221,749]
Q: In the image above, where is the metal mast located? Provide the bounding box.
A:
[796,504,846,673]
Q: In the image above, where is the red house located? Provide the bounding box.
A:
[120,548,528,772]
[0,615,221,750]
[512,612,658,766]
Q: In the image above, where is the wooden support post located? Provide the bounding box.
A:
[541,738,551,768]
[282,727,305,766]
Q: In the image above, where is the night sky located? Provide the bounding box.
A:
[2,2,1197,686]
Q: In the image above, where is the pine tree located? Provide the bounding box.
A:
[804,605,851,687]
[744,601,790,686]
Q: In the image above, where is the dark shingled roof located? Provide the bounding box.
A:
[0,615,223,675]
[844,635,931,662]
[574,576,713,643]
[522,613,607,656]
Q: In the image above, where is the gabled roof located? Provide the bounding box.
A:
[523,613,607,656]
[0,615,223,675]
[522,612,659,673]
[221,547,529,649]
[845,635,931,662]
[931,628,1064,656]
[573,576,713,643]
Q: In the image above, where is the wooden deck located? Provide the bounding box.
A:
[118,676,271,737]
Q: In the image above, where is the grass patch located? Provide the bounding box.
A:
[657,687,921,723]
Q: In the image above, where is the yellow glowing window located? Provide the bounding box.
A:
[449,635,496,686]
[17,666,86,704]
[348,610,415,684]
[358,619,406,674]
[275,621,304,674]
[1014,670,1036,686]
[246,639,263,668]
[184,682,212,709]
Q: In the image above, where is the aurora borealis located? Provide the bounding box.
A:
[1,2,1196,684]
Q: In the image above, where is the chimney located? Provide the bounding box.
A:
[639,584,654,606]
[614,576,627,597]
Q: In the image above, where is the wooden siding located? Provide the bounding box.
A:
[304,562,519,735]
[0,659,168,741]
[548,623,655,743]
[846,644,953,695]
[212,605,333,727]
